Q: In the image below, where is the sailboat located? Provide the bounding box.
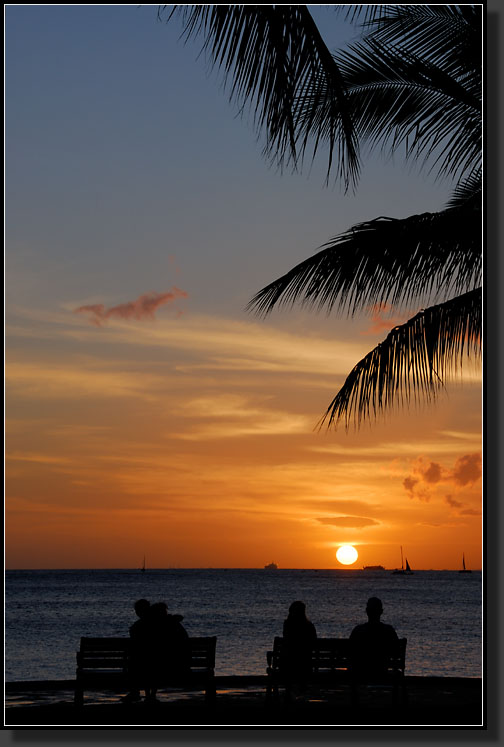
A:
[459,553,472,573]
[392,546,414,575]
[140,555,146,573]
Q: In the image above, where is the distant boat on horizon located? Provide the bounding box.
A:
[140,556,146,573]
[264,562,278,570]
[459,553,472,573]
[363,565,385,571]
[392,547,414,575]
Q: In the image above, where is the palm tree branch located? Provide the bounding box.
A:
[326,38,481,180]
[247,200,481,318]
[352,5,481,74]
[320,288,482,430]
[162,5,360,189]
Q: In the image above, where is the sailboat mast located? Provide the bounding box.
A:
[400,546,404,570]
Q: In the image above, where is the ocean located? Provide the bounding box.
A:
[5,569,482,682]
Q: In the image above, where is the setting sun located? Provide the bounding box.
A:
[336,545,359,566]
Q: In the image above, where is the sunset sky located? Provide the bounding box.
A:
[5,5,482,570]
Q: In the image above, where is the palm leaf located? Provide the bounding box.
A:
[247,199,481,319]
[162,5,360,188]
[328,6,481,182]
[321,288,482,430]
[354,5,481,75]
[327,37,480,182]
[446,168,482,209]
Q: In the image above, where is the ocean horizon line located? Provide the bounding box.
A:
[6,566,482,572]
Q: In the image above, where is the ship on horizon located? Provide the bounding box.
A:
[459,553,472,573]
[264,562,278,570]
[362,564,385,571]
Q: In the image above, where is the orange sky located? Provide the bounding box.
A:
[5,7,482,572]
[5,307,482,570]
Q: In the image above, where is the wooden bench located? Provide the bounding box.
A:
[266,637,407,704]
[75,636,217,705]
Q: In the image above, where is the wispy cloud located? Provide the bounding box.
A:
[176,395,313,439]
[6,362,166,401]
[311,437,481,458]
[317,516,380,528]
[439,430,482,442]
[6,452,73,465]
[7,305,373,377]
[74,289,188,326]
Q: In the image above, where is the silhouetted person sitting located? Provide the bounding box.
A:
[123,598,151,703]
[281,601,317,701]
[349,597,398,683]
[143,602,190,702]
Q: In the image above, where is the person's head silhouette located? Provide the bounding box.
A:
[134,598,150,619]
[366,596,383,622]
[288,600,307,619]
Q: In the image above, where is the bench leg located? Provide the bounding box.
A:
[266,679,272,703]
[74,684,84,707]
[393,676,408,706]
[350,678,360,708]
[205,679,216,704]
[401,680,408,706]
[266,680,280,703]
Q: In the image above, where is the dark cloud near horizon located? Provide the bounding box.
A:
[445,494,463,509]
[460,507,481,516]
[299,499,382,514]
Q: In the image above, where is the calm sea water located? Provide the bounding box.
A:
[5,569,482,681]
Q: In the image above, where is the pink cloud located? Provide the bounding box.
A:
[74,288,188,327]
[360,303,409,336]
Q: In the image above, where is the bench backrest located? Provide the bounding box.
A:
[268,637,407,673]
[77,637,131,673]
[77,636,217,673]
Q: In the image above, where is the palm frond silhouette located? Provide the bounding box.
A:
[165,4,482,428]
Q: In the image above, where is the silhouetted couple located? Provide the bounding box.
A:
[280,597,398,701]
[125,599,189,703]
